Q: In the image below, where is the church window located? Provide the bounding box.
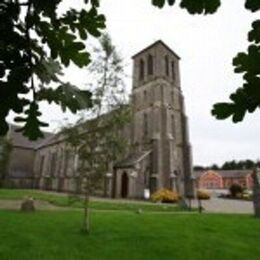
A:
[171,61,175,80]
[150,177,157,193]
[74,153,79,172]
[160,85,164,101]
[63,150,70,176]
[132,94,136,106]
[143,90,147,102]
[171,114,175,136]
[50,152,57,177]
[139,59,144,80]
[143,113,148,137]
[165,55,169,76]
[147,54,153,75]
[171,91,174,105]
[39,155,45,176]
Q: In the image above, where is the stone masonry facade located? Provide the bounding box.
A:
[3,41,194,199]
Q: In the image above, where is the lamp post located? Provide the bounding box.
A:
[170,172,177,190]
[104,172,113,197]
[187,175,196,211]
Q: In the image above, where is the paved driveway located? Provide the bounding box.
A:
[193,197,253,214]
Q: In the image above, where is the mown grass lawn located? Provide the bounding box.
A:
[0,210,260,260]
[0,189,184,212]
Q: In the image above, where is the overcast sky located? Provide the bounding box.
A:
[10,0,260,166]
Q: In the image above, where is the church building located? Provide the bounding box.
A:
[2,40,194,199]
[113,40,193,198]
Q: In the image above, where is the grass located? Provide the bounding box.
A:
[0,210,260,260]
[0,189,184,212]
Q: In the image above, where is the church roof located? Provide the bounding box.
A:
[114,150,152,168]
[194,170,252,179]
[8,124,53,150]
[132,40,180,60]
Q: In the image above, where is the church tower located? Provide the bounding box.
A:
[131,40,193,196]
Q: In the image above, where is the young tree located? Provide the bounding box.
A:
[63,33,130,234]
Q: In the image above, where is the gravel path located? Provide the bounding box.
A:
[192,198,253,214]
[0,200,64,211]
[0,197,254,214]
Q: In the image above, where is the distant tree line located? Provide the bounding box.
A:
[194,159,260,171]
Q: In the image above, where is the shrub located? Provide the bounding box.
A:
[242,189,252,200]
[229,184,243,197]
[196,189,211,200]
[151,189,180,203]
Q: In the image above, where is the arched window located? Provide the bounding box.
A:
[171,61,175,80]
[132,93,136,106]
[165,55,169,76]
[147,54,153,75]
[143,113,148,136]
[143,90,147,102]
[50,152,57,177]
[39,155,45,176]
[139,59,144,80]
[171,114,175,136]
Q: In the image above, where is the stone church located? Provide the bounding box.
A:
[2,40,194,199]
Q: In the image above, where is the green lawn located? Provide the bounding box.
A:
[0,189,183,212]
[0,210,259,260]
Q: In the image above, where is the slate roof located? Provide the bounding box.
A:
[194,170,252,179]
[8,124,54,150]
[114,150,152,168]
[218,170,251,178]
[132,40,181,60]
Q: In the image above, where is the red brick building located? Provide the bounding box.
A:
[194,170,254,189]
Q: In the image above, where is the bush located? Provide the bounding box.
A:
[229,184,243,197]
[151,189,180,203]
[196,189,211,200]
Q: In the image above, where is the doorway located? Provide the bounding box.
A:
[121,172,129,198]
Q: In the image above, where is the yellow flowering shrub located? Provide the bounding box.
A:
[151,188,180,203]
[196,189,211,200]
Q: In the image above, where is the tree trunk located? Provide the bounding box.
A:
[253,187,260,218]
[82,193,90,234]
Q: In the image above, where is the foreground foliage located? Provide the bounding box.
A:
[0,0,105,139]
[197,189,211,200]
[0,210,260,260]
[1,1,259,141]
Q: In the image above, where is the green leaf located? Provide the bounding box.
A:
[248,20,260,43]
[37,83,93,113]
[152,0,166,8]
[212,103,235,120]
[14,102,49,140]
[245,0,260,12]
[180,0,221,14]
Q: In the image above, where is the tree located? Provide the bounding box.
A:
[1,1,259,141]
[210,164,219,170]
[0,137,12,187]
[63,33,130,234]
[193,165,206,171]
[229,183,243,197]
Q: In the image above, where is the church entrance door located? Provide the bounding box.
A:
[121,172,128,198]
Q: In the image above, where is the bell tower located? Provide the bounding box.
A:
[131,40,193,196]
